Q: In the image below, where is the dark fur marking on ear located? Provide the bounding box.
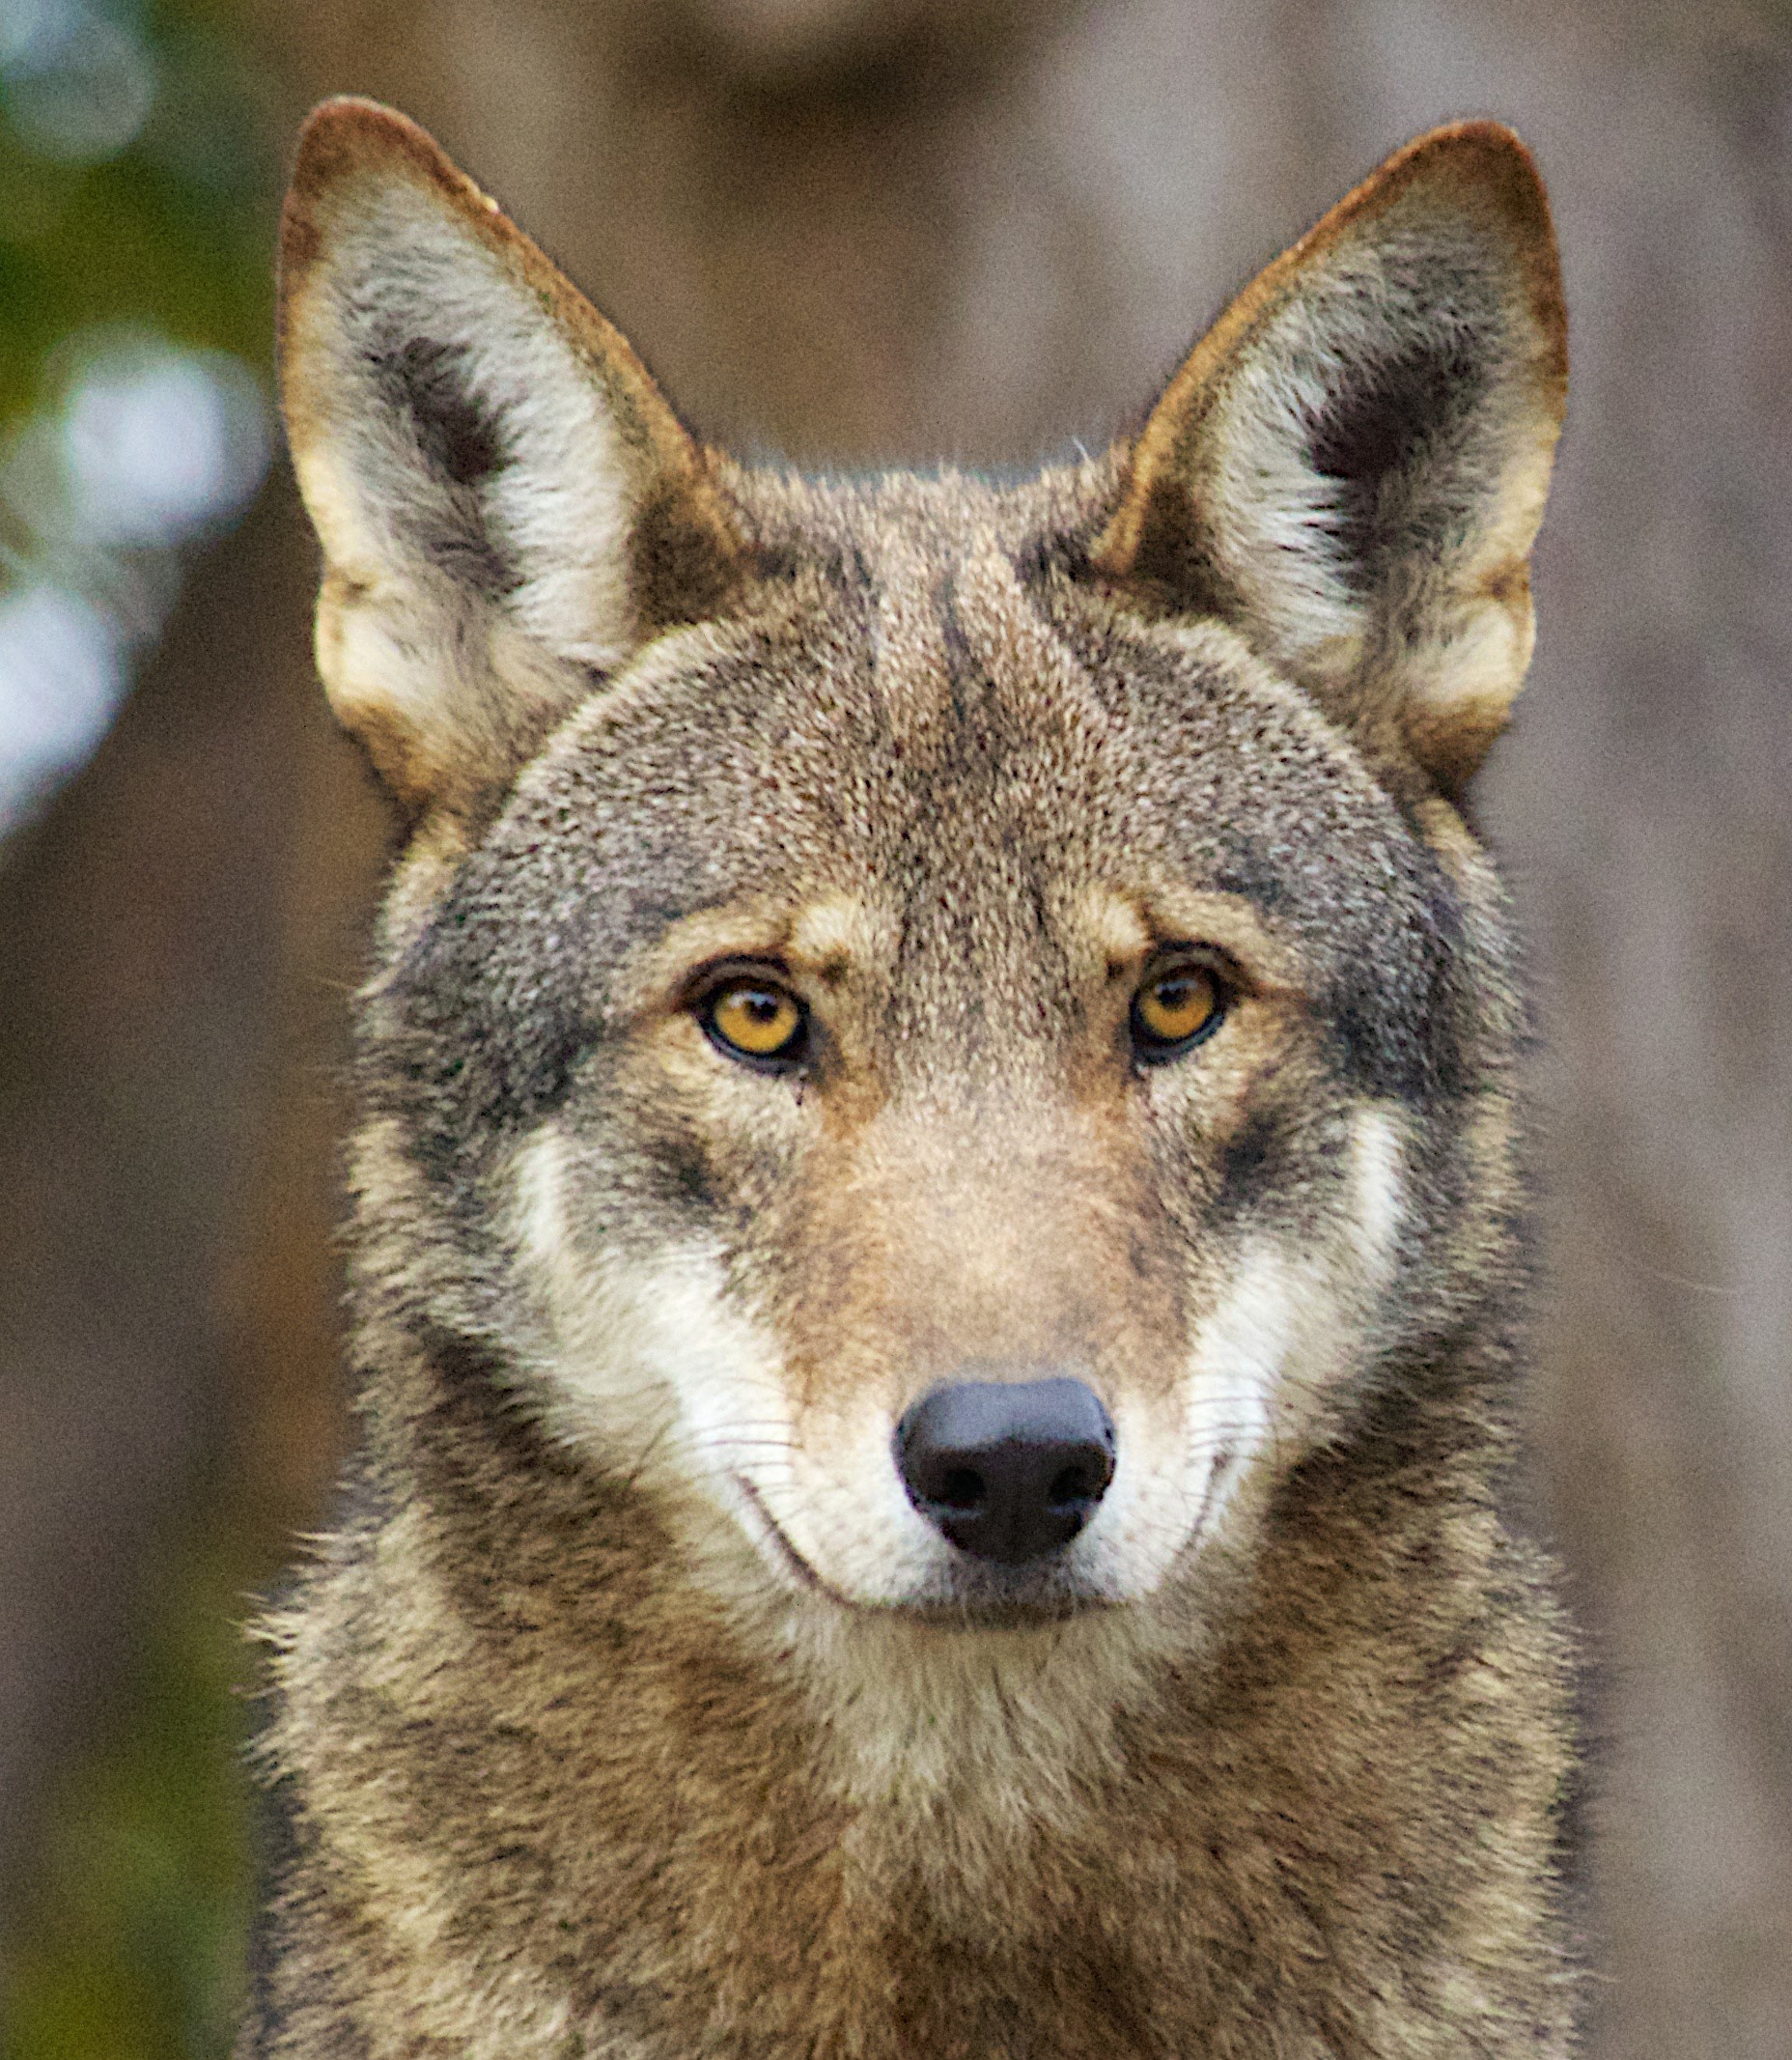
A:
[1123,473,1245,619]
[367,331,518,598]
[630,484,741,632]
[419,508,514,597]
[1306,340,1490,593]
[383,334,505,486]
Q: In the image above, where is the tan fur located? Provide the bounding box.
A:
[243,100,1581,2057]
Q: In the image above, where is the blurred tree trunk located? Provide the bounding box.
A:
[5,5,1788,2055]
[0,482,381,1932]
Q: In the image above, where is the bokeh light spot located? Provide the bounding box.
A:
[0,579,126,832]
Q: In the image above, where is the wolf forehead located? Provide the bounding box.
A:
[365,471,1481,1149]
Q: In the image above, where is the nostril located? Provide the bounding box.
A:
[1049,1464,1094,1507]
[895,1376,1117,1566]
[938,1467,986,1511]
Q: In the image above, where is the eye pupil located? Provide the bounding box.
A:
[1132,963,1224,1059]
[703,978,806,1065]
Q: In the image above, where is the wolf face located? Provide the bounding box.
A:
[280,105,1561,1639]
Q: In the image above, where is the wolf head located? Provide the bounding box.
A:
[279,104,1563,1633]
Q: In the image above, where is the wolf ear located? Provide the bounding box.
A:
[1094,123,1566,790]
[278,99,741,817]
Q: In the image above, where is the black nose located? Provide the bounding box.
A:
[895,1378,1117,1566]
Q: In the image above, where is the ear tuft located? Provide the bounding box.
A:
[1096,122,1566,790]
[278,99,742,818]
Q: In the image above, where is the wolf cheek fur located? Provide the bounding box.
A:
[247,96,1578,2057]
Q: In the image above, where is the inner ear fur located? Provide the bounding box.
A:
[278,98,742,819]
[1094,122,1567,791]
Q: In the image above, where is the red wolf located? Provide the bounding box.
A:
[245,99,1578,2057]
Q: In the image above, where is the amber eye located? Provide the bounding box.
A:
[701,978,808,1068]
[1131,962,1225,1061]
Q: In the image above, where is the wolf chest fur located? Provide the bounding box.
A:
[247,98,1579,2057]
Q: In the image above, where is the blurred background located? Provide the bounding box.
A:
[0,1,1788,2053]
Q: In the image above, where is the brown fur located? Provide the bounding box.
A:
[245,100,1580,2057]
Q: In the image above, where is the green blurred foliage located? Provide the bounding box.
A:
[0,0,276,420]
[1,1543,260,2060]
